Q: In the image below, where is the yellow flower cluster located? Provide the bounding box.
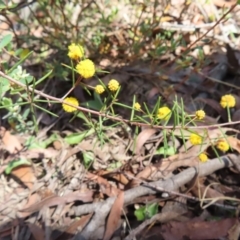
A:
[76,59,95,79]
[198,153,208,162]
[216,139,229,152]
[195,110,205,120]
[134,102,141,111]
[95,85,105,94]
[157,107,171,121]
[68,43,84,60]
[108,79,120,92]
[68,43,96,79]
[189,133,202,145]
[220,94,236,108]
[62,97,79,113]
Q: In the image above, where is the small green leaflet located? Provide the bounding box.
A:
[0,34,13,51]
[134,203,158,221]
[64,128,94,145]
[155,146,176,156]
[83,151,94,168]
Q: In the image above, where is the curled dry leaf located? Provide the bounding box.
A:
[135,128,157,155]
[226,136,240,153]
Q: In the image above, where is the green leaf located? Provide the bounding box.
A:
[0,34,12,51]
[26,134,58,149]
[8,51,33,73]
[81,91,104,111]
[64,129,94,145]
[0,77,10,96]
[134,203,158,221]
[155,146,176,156]
[107,161,122,170]
[0,4,7,10]
[83,151,94,168]
[82,99,103,111]
[145,203,158,218]
[76,111,89,124]
[34,69,53,86]
[1,97,12,108]
[134,206,146,221]
[5,158,31,174]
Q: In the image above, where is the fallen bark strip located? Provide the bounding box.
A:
[70,154,233,239]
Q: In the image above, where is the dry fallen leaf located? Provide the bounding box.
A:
[11,165,36,189]
[190,178,224,204]
[57,213,93,240]
[103,191,124,240]
[87,172,120,197]
[100,170,129,185]
[135,128,157,155]
[28,223,45,240]
[227,136,240,153]
[17,193,41,218]
[161,218,237,240]
[0,127,22,154]
[228,219,240,240]
[20,190,93,213]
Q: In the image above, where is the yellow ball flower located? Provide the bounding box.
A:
[68,43,84,60]
[189,133,203,145]
[108,79,120,92]
[76,59,95,79]
[62,97,79,113]
[195,110,205,120]
[216,140,229,152]
[220,94,236,108]
[134,102,141,111]
[198,153,208,162]
[95,85,105,94]
[157,107,171,121]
